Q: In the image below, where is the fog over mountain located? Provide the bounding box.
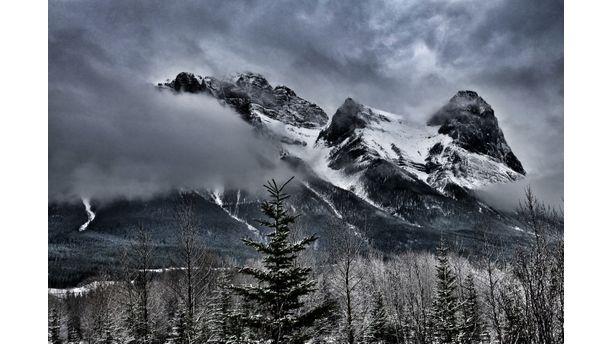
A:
[49,38,291,201]
[49,0,563,207]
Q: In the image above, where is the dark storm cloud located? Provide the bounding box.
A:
[49,0,563,206]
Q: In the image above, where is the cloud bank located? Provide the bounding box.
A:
[49,29,289,201]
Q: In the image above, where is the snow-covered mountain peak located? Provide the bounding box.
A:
[316,98,368,146]
[428,90,493,125]
[428,90,525,175]
[315,98,444,180]
[160,73,525,196]
[312,96,524,196]
[316,98,407,146]
[163,72,328,129]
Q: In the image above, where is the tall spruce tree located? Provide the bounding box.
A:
[363,289,395,344]
[165,304,195,344]
[233,177,333,344]
[91,314,115,344]
[432,240,460,344]
[460,273,482,344]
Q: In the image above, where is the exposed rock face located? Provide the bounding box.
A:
[165,72,206,93]
[315,95,525,198]
[317,98,368,146]
[164,72,329,128]
[428,90,525,175]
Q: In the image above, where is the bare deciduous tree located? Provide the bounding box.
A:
[328,218,368,344]
[166,193,214,342]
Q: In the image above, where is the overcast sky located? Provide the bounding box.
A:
[49,0,563,206]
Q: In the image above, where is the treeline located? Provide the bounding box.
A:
[48,180,563,344]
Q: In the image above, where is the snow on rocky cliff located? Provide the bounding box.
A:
[161,72,525,200]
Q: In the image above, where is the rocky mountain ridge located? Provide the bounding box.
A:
[160,72,524,196]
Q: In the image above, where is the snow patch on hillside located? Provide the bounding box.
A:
[49,281,114,298]
[78,198,95,232]
[302,182,343,219]
[209,190,262,240]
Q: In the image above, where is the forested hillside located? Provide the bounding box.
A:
[48,180,563,344]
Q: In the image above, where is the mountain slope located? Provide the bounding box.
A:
[49,71,530,287]
[316,96,525,198]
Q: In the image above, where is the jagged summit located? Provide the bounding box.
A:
[232,71,273,93]
[428,90,493,125]
[163,72,205,93]
[161,73,526,208]
[159,75,526,192]
[313,95,524,197]
[163,71,328,128]
[428,90,525,174]
[317,98,367,146]
[317,97,400,146]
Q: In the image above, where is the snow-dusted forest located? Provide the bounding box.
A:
[48,180,563,344]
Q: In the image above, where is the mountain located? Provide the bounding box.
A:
[49,71,530,287]
[163,72,328,130]
[316,95,525,196]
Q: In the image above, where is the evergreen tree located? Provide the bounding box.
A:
[224,300,252,344]
[67,314,82,344]
[165,304,195,344]
[459,274,482,344]
[92,314,115,344]
[233,177,333,344]
[423,308,436,344]
[363,290,395,344]
[431,240,460,344]
[501,283,528,344]
[310,275,339,343]
[206,272,235,343]
[165,309,181,344]
[86,287,116,344]
[121,297,138,344]
[48,307,62,344]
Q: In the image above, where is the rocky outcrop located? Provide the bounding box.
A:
[317,98,369,146]
[164,72,329,128]
[428,90,525,175]
[164,72,206,93]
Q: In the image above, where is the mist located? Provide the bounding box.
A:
[49,30,291,202]
[475,172,564,212]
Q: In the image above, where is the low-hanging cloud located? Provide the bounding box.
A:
[49,0,563,204]
[49,30,291,202]
[475,172,564,212]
